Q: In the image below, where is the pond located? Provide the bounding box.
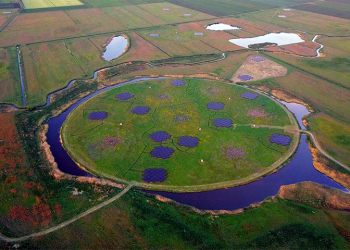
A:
[229,32,305,48]
[206,23,240,31]
[102,36,128,61]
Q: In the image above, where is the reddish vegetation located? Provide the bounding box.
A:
[0,114,25,169]
[122,32,168,62]
[281,43,317,56]
[178,22,205,31]
[309,145,350,190]
[221,146,247,160]
[8,206,35,224]
[247,108,267,118]
[278,182,350,211]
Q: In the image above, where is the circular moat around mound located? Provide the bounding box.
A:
[62,78,299,190]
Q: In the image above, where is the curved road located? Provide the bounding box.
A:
[301,130,350,172]
[0,184,134,243]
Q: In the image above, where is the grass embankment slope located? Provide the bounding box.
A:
[63,78,296,188]
[28,185,350,249]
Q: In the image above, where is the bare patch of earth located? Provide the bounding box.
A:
[231,55,287,83]
[278,181,350,211]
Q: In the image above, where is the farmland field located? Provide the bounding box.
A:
[21,41,86,107]
[63,78,296,187]
[22,0,84,9]
[166,0,278,17]
[242,8,350,36]
[293,3,350,20]
[307,114,350,166]
[0,47,22,106]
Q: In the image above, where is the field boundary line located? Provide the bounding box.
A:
[0,184,134,243]
[135,31,172,57]
[260,52,350,91]
[120,6,154,27]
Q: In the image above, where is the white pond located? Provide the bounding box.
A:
[102,36,128,61]
[229,32,305,48]
[206,23,240,31]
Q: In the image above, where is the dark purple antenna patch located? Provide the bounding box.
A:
[143,168,167,183]
[214,118,232,128]
[241,92,259,100]
[252,56,265,62]
[178,136,199,147]
[171,80,186,86]
[132,106,150,115]
[238,75,253,81]
[89,111,108,120]
[116,92,134,100]
[149,131,171,142]
[150,146,175,159]
[269,134,291,146]
[207,102,224,110]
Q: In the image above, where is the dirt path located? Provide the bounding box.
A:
[0,183,134,243]
[301,130,350,172]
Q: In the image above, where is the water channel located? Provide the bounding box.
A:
[16,46,26,106]
[45,78,348,210]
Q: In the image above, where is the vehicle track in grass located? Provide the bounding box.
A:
[0,183,134,243]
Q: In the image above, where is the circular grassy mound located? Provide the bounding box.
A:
[62,78,298,189]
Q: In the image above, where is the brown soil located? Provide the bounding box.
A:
[231,55,287,83]
[271,89,314,112]
[278,181,350,211]
[309,143,350,190]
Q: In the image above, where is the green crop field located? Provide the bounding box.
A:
[242,8,350,36]
[22,0,84,9]
[21,37,111,107]
[307,114,350,166]
[0,47,22,106]
[63,78,295,187]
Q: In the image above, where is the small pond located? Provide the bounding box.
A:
[206,23,240,31]
[229,32,304,48]
[102,36,128,61]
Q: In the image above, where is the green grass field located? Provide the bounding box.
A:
[63,78,294,187]
[0,47,22,106]
[30,190,350,249]
[307,114,350,166]
[0,47,23,106]
[242,8,350,36]
[21,37,113,107]
[22,0,84,9]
